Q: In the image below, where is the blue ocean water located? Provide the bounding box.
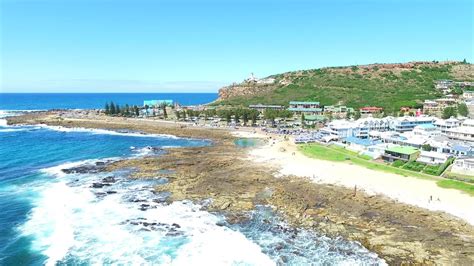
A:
[0,111,385,265]
[0,93,217,110]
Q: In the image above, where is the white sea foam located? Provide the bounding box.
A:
[20,166,275,265]
[39,125,181,139]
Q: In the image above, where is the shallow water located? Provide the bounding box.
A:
[234,138,264,148]
[0,111,385,265]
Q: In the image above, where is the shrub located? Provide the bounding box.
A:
[392,160,405,168]
[402,161,426,172]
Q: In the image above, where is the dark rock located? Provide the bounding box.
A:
[91,183,104,188]
[172,223,181,228]
[102,176,116,183]
[106,191,117,194]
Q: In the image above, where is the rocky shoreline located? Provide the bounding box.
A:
[6,111,474,264]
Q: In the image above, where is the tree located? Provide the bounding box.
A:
[134,105,140,117]
[452,87,463,95]
[458,103,469,117]
[242,110,249,126]
[442,106,457,119]
[463,58,468,64]
[144,105,149,116]
[124,104,130,116]
[250,110,258,125]
[110,102,116,115]
[301,113,305,128]
[421,144,432,151]
[345,111,352,120]
[182,110,187,120]
[176,111,181,120]
[234,111,240,124]
[104,103,110,114]
[116,104,121,115]
[162,103,168,118]
[354,111,361,120]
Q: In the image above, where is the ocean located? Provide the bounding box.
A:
[0,94,385,265]
[0,93,218,110]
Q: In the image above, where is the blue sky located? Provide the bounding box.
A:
[1,0,473,93]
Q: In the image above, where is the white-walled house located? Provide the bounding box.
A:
[417,151,450,165]
[451,158,474,176]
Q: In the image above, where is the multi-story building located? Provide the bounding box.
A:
[434,117,462,132]
[359,106,383,116]
[248,104,285,112]
[444,119,474,142]
[423,98,457,117]
[388,116,435,132]
[323,105,354,118]
[322,117,392,139]
[288,101,322,115]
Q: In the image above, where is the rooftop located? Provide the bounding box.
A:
[345,137,377,147]
[304,115,327,121]
[289,101,320,105]
[385,146,419,155]
[288,107,323,112]
[419,151,450,159]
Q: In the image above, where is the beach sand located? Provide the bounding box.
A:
[242,131,474,225]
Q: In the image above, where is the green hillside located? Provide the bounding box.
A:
[215,61,474,114]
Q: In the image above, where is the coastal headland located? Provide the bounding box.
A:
[7,110,474,264]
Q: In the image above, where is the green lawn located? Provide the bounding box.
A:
[437,180,474,196]
[299,143,474,196]
[299,143,436,180]
[444,171,474,183]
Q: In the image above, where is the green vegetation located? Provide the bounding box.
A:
[104,101,140,117]
[216,62,474,114]
[299,143,435,180]
[300,143,473,195]
[458,103,469,117]
[391,157,454,176]
[442,106,457,119]
[437,179,474,196]
[444,171,474,183]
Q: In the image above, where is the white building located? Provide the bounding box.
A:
[389,116,435,132]
[413,124,441,137]
[444,119,474,142]
[434,117,461,133]
[451,158,474,176]
[417,151,450,165]
[322,117,392,139]
[463,91,474,99]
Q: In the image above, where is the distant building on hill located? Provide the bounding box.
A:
[288,101,322,115]
[359,106,383,116]
[323,105,354,118]
[248,104,284,112]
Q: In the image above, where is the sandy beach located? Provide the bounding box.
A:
[238,131,474,225]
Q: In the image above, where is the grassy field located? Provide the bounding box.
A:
[299,143,474,196]
[216,62,474,113]
[299,143,436,180]
[444,171,474,183]
[437,180,474,196]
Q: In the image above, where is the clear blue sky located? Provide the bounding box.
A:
[1,0,473,93]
